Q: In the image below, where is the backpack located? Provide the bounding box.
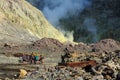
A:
[34,56,39,61]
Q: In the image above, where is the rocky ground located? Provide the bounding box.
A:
[0,38,120,80]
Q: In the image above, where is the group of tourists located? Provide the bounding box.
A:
[21,52,44,64]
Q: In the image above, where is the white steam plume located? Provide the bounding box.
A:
[27,0,92,42]
[42,0,91,26]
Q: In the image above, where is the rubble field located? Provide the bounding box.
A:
[0,38,120,80]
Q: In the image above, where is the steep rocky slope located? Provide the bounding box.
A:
[0,0,66,44]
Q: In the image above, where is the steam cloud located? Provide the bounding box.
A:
[42,0,92,41]
[27,0,92,42]
[42,0,91,26]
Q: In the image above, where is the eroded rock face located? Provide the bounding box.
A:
[0,0,67,44]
